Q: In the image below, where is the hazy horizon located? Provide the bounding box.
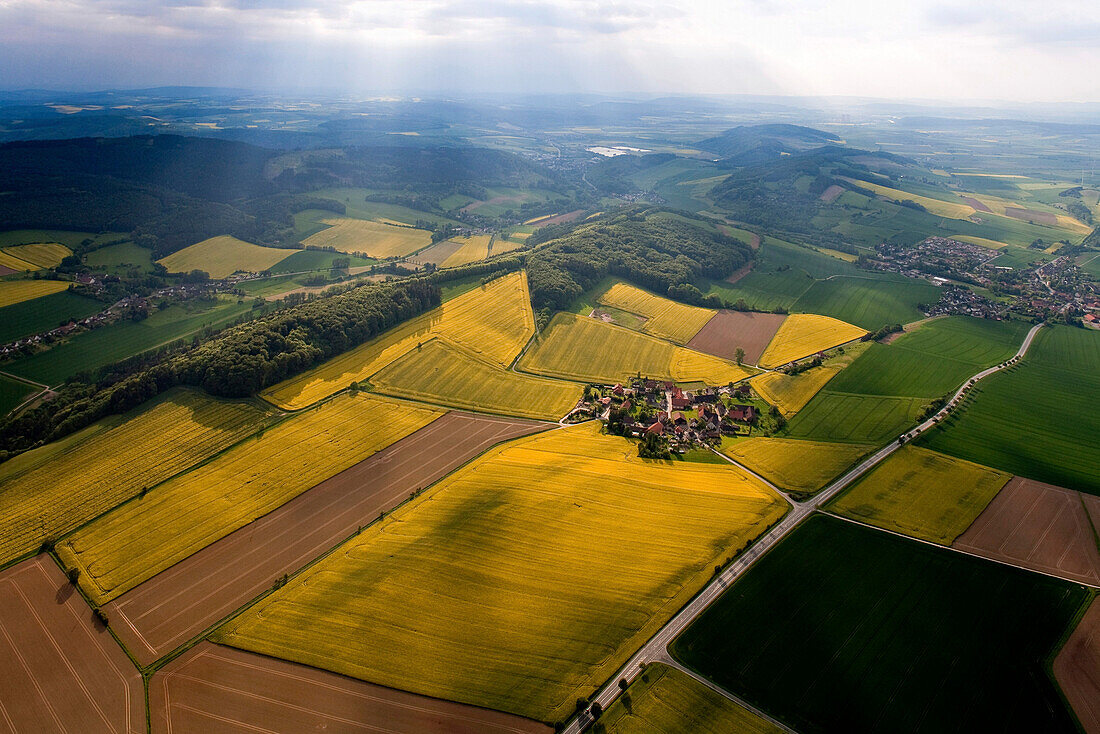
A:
[3,1,1099,104]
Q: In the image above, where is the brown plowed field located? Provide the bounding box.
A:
[953,477,1100,586]
[150,643,550,734]
[107,412,548,665]
[820,184,845,203]
[687,310,786,365]
[1005,207,1057,225]
[1054,598,1100,734]
[961,196,992,213]
[0,555,143,733]
[537,209,585,226]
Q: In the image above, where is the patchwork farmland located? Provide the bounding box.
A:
[687,309,786,365]
[104,412,546,664]
[300,216,431,257]
[215,422,786,724]
[757,313,866,368]
[0,278,70,307]
[156,235,296,277]
[671,515,1090,734]
[598,282,717,344]
[723,437,871,497]
[0,242,72,271]
[58,393,442,604]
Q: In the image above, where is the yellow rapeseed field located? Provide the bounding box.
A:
[261,271,535,410]
[520,312,754,386]
[0,243,73,271]
[757,314,866,368]
[301,218,431,258]
[440,235,493,268]
[598,282,717,344]
[58,393,443,604]
[372,338,580,420]
[723,437,871,496]
[156,235,297,278]
[0,279,70,308]
[0,390,273,567]
[949,234,1010,250]
[214,421,786,723]
[830,445,1011,544]
[751,366,841,417]
[843,178,976,220]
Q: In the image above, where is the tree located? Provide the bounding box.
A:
[734,347,746,365]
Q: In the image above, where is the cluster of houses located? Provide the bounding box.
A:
[573,377,762,452]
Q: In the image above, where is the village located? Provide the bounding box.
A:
[567,376,783,458]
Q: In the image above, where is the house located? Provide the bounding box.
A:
[646,421,665,435]
[612,383,624,396]
[671,386,684,400]
[728,404,756,423]
[663,381,675,391]
[670,412,688,426]
[599,396,612,406]
[657,411,669,423]
[620,399,633,413]
[671,396,691,411]
[693,393,717,404]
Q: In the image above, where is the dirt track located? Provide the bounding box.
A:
[953,477,1100,586]
[0,555,143,733]
[687,310,786,365]
[150,643,550,734]
[107,412,547,665]
[1054,598,1100,734]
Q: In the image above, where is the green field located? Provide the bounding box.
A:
[826,317,1030,398]
[268,248,375,274]
[83,241,154,274]
[305,188,464,227]
[785,392,926,444]
[829,445,1011,544]
[5,296,252,384]
[671,514,1089,734]
[595,663,782,734]
[792,276,939,330]
[0,374,37,415]
[919,325,1100,495]
[0,230,124,249]
[0,291,103,343]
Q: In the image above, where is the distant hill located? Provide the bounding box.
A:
[697,124,842,163]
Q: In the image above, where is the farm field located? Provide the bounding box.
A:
[686,309,786,364]
[750,366,840,416]
[785,391,926,444]
[0,555,144,734]
[405,238,463,266]
[598,282,717,344]
[829,445,1011,544]
[950,234,1010,249]
[440,234,494,267]
[371,338,581,420]
[825,316,1030,398]
[954,478,1100,586]
[58,393,442,605]
[792,276,939,330]
[843,178,976,218]
[0,374,37,415]
[596,663,782,734]
[520,312,755,386]
[215,422,787,724]
[0,242,72,271]
[0,229,122,249]
[1054,599,1100,734]
[156,235,296,278]
[0,278,69,307]
[723,437,871,496]
[919,325,1100,495]
[262,271,534,410]
[149,643,550,734]
[105,412,545,664]
[268,248,374,273]
[84,240,155,274]
[5,296,253,385]
[671,514,1090,734]
[305,187,463,227]
[300,217,431,257]
[0,290,103,343]
[757,313,866,368]
[0,389,272,568]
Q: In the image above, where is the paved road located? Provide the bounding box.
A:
[563,323,1043,733]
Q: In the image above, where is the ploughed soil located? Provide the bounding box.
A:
[0,264,18,276]
[687,310,787,365]
[0,555,143,734]
[537,209,586,226]
[953,477,1100,586]
[106,412,548,665]
[820,184,845,203]
[961,196,992,213]
[1005,207,1058,225]
[150,642,551,734]
[1054,598,1100,734]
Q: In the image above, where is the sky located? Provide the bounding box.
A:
[2,0,1099,102]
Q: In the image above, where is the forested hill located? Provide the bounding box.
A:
[696,123,842,164]
[526,208,754,315]
[0,136,565,257]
